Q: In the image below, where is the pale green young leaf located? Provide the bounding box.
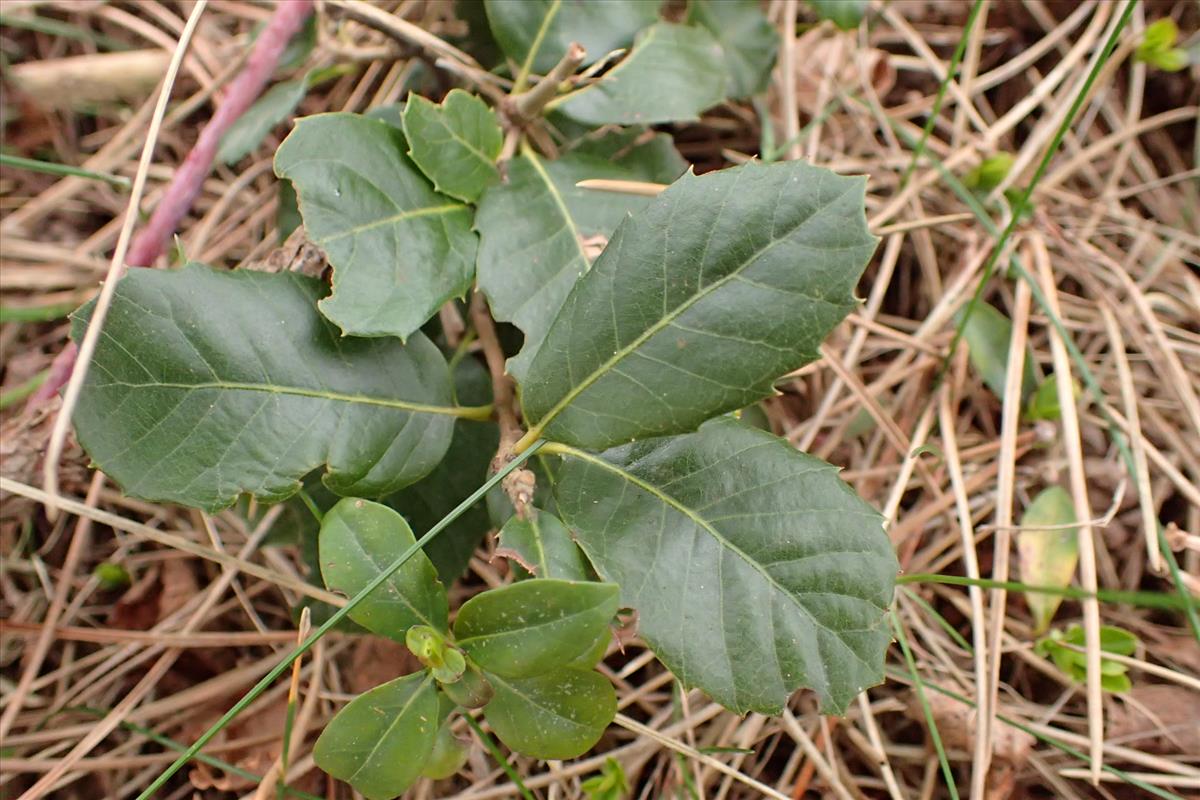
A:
[496,509,592,581]
[1016,486,1079,633]
[475,134,684,382]
[552,418,898,714]
[958,301,1038,403]
[483,0,659,76]
[275,113,476,339]
[807,0,867,30]
[313,672,438,800]
[402,89,503,202]
[319,498,448,640]
[483,667,616,759]
[70,265,456,512]
[218,79,306,165]
[688,0,778,98]
[553,23,727,125]
[521,159,876,451]
[454,579,618,677]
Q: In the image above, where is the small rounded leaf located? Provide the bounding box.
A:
[454,580,618,678]
[313,672,439,800]
[484,667,616,760]
[319,499,448,640]
[441,662,494,708]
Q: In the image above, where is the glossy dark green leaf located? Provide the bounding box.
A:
[313,672,438,800]
[402,89,502,202]
[483,0,659,76]
[455,579,618,677]
[275,113,477,339]
[522,160,877,451]
[483,667,616,759]
[319,498,448,640]
[552,418,898,714]
[218,79,306,165]
[71,264,457,512]
[496,509,592,581]
[552,23,727,125]
[475,138,683,382]
[958,301,1038,402]
[688,0,777,98]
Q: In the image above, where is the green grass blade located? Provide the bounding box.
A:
[463,713,537,800]
[0,153,131,188]
[0,370,47,410]
[134,440,546,799]
[898,0,986,187]
[899,573,1192,611]
[945,0,1135,375]
[882,671,1185,799]
[891,609,959,799]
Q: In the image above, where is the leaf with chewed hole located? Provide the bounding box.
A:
[275,113,476,339]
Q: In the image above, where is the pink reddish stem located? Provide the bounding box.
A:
[125,0,314,267]
[28,1,313,408]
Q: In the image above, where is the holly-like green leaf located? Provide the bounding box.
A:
[958,301,1038,403]
[552,23,727,125]
[319,498,448,640]
[521,160,876,451]
[402,89,503,202]
[475,137,683,382]
[455,579,618,677]
[483,0,659,76]
[275,113,476,339]
[552,418,898,714]
[496,509,592,581]
[71,264,458,512]
[1017,486,1078,633]
[688,0,778,98]
[218,79,306,165]
[313,672,439,800]
[483,667,616,759]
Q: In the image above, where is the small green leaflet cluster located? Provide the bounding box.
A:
[1035,624,1140,693]
[314,499,617,799]
[69,3,899,798]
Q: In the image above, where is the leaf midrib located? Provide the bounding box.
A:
[96,378,476,418]
[347,674,434,784]
[525,179,853,440]
[455,595,612,649]
[553,444,890,635]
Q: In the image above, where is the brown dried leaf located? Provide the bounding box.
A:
[1109,685,1200,754]
[906,692,1034,800]
[346,635,422,695]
